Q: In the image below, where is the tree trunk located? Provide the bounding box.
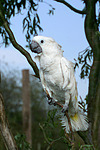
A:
[84,0,100,149]
[22,70,32,145]
[0,94,18,150]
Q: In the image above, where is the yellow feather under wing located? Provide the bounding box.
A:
[70,113,78,121]
[61,111,88,133]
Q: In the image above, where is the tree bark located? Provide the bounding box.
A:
[84,0,100,149]
[0,94,18,150]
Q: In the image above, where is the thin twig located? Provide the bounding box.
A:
[39,123,65,150]
[46,136,65,150]
[78,46,90,56]
[54,0,86,14]
[39,123,50,144]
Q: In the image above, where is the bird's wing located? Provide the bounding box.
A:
[60,57,75,90]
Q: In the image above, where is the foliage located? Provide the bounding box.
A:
[74,47,93,79]
[0,0,42,47]
[39,109,68,150]
[15,133,32,150]
[47,4,55,15]
[79,144,94,150]
[44,109,58,128]
[0,0,37,46]
[0,0,55,47]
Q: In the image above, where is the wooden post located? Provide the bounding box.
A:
[22,69,32,145]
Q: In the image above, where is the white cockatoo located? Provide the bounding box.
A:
[30,36,88,133]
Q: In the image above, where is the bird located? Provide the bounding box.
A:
[30,35,88,133]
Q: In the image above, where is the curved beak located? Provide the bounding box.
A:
[30,40,42,54]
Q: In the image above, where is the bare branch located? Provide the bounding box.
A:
[0,93,18,150]
[39,123,50,145]
[0,9,39,78]
[54,0,86,15]
[39,123,65,150]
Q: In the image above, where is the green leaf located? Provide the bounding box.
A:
[36,13,40,23]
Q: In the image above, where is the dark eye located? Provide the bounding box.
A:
[40,40,44,44]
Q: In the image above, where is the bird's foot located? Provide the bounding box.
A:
[62,104,69,116]
[47,96,56,106]
[48,98,53,105]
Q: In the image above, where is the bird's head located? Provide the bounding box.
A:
[30,36,63,58]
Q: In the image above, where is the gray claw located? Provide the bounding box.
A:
[48,98,53,105]
[47,97,56,106]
